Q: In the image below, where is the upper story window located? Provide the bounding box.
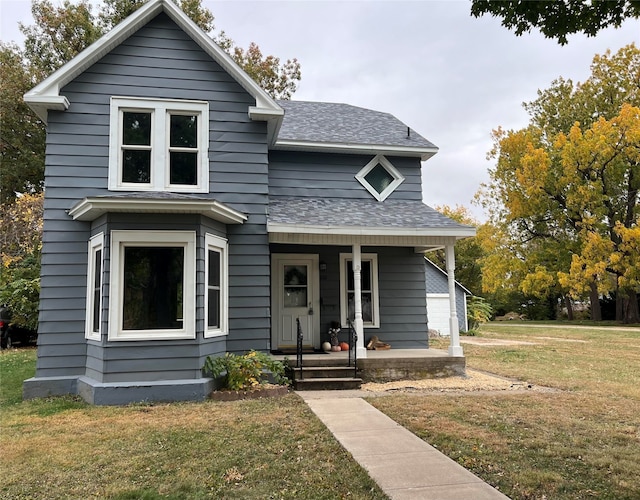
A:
[109,97,209,193]
[355,154,405,201]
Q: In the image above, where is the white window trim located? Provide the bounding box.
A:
[85,233,104,341]
[339,253,380,328]
[204,233,228,338]
[355,154,405,202]
[108,96,209,193]
[108,230,196,341]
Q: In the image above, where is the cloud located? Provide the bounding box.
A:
[3,0,639,221]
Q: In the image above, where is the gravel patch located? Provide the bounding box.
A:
[361,369,556,394]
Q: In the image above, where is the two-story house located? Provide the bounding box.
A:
[23,0,474,404]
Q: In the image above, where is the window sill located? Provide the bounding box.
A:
[108,331,196,341]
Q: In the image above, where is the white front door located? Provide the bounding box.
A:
[271,254,320,350]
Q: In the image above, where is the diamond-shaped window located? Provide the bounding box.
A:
[355,155,405,201]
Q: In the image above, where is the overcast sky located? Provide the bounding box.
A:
[1,0,639,220]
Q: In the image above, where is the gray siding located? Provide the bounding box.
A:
[271,244,428,349]
[35,13,270,384]
[268,151,423,200]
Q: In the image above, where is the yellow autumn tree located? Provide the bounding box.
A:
[555,104,640,321]
[479,45,640,322]
[0,192,44,329]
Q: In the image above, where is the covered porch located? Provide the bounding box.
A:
[267,198,476,361]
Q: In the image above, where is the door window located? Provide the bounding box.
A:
[283,265,307,308]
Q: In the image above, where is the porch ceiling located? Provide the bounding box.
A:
[267,197,475,248]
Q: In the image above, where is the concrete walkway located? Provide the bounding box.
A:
[298,391,510,500]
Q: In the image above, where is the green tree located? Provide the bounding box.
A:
[478,45,640,323]
[20,0,103,78]
[232,42,301,101]
[0,193,44,330]
[470,0,640,45]
[1,0,302,201]
[0,44,46,202]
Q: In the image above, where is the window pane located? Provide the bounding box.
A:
[122,246,184,330]
[284,287,307,307]
[207,249,222,329]
[208,250,220,286]
[208,289,220,328]
[92,249,102,333]
[347,292,372,323]
[170,114,197,148]
[123,112,151,146]
[361,261,371,291]
[346,260,371,291]
[364,163,394,194]
[362,293,373,322]
[123,150,151,183]
[170,152,197,185]
[94,249,102,288]
[284,265,307,286]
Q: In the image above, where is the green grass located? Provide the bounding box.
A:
[371,323,640,500]
[0,348,386,500]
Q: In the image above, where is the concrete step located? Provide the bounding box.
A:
[292,366,359,379]
[293,377,363,391]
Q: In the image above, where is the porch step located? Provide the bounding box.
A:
[291,366,362,390]
[295,366,358,379]
[293,376,363,391]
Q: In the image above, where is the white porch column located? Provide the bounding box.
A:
[352,243,367,358]
[445,244,464,357]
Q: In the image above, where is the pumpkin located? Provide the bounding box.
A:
[331,345,341,352]
[322,342,331,352]
[339,342,350,351]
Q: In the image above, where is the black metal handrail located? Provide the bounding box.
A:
[347,319,357,378]
[296,318,303,380]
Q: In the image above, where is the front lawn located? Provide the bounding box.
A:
[0,349,386,500]
[370,324,640,499]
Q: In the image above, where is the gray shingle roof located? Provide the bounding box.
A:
[276,100,437,150]
[268,198,474,232]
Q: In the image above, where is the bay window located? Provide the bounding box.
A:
[109,231,196,341]
[205,233,228,337]
[85,233,104,340]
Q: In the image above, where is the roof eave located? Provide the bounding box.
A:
[69,197,248,225]
[249,106,285,145]
[272,139,438,161]
[23,0,283,135]
[267,223,476,238]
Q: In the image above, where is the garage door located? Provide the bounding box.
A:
[426,294,451,336]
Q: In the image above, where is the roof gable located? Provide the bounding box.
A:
[24,0,283,139]
[424,258,472,295]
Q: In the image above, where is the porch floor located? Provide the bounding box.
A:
[273,348,466,383]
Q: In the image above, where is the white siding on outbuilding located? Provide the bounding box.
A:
[425,259,470,336]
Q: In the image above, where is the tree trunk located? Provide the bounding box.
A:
[621,289,640,324]
[589,281,602,321]
[564,295,574,321]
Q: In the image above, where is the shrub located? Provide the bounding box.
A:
[467,296,493,331]
[202,351,289,391]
